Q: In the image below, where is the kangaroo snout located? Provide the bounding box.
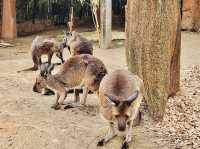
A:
[32,83,39,93]
[117,117,127,131]
[118,125,126,132]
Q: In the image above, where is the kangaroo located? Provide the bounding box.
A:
[20,35,67,72]
[33,54,107,110]
[63,31,94,95]
[65,31,93,56]
[97,70,146,149]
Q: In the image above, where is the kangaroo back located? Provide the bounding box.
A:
[33,54,107,110]
[55,54,107,91]
[99,70,143,106]
[67,32,93,55]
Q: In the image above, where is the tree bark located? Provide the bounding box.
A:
[2,0,17,39]
[126,0,181,120]
[169,7,181,97]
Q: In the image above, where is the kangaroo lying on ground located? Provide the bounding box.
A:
[97,70,146,149]
[33,54,107,110]
[20,35,67,72]
[65,31,93,56]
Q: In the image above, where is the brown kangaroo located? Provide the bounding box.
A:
[97,70,146,149]
[63,31,94,95]
[65,31,93,56]
[20,36,67,72]
[31,32,94,94]
[33,54,107,110]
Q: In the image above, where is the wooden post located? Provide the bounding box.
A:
[2,0,17,39]
[68,7,74,32]
[100,0,112,49]
[91,5,100,47]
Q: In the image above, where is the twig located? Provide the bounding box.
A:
[0,42,14,48]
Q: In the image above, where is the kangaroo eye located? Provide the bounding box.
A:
[115,115,120,118]
[125,114,129,119]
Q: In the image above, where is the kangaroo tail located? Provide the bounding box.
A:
[17,66,38,73]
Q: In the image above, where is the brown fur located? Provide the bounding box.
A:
[33,54,107,109]
[99,70,143,108]
[97,70,146,148]
[66,32,93,56]
[21,36,65,72]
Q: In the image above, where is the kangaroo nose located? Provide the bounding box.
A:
[33,84,38,93]
[118,125,126,132]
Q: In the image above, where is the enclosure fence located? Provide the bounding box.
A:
[15,0,126,25]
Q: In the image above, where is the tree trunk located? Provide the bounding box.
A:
[126,0,181,120]
[169,9,181,97]
[2,0,17,39]
[100,0,112,49]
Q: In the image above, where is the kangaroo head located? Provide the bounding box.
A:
[63,30,69,43]
[33,63,54,94]
[33,73,46,93]
[105,90,139,131]
[63,30,72,52]
[63,30,78,54]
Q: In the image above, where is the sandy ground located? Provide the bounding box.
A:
[0,29,199,149]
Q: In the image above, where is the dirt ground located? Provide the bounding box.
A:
[0,29,199,149]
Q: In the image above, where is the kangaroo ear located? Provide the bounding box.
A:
[104,93,120,106]
[67,46,71,54]
[125,90,139,106]
[47,64,54,74]
[82,59,88,66]
[63,30,67,36]
[79,58,88,66]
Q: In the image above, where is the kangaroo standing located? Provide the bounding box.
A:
[30,36,66,70]
[33,54,107,110]
[65,31,93,56]
[17,35,66,73]
[63,31,94,95]
[97,70,146,149]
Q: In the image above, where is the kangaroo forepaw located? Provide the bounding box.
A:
[97,139,105,147]
[121,141,129,149]
[51,104,57,109]
[51,104,61,110]
[64,103,82,109]
[64,104,75,109]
